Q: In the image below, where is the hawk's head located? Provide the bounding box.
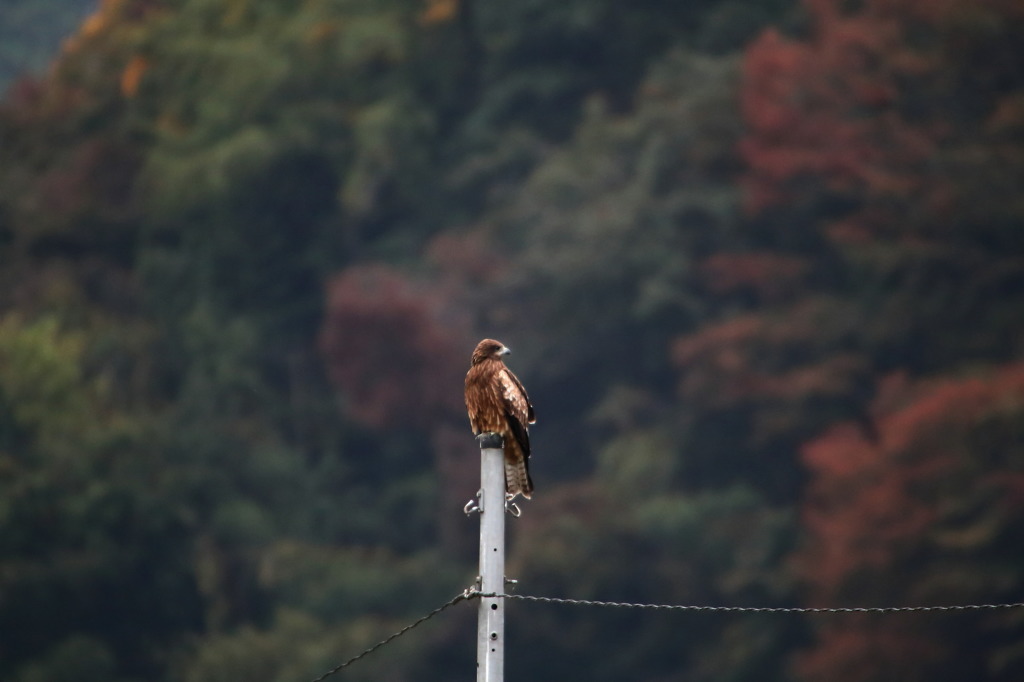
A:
[471,338,510,365]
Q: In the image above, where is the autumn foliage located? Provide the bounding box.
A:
[741,0,1024,243]
[319,265,467,430]
[2,0,1024,680]
[797,368,1024,681]
[730,1,1024,679]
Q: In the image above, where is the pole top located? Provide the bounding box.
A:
[476,432,504,450]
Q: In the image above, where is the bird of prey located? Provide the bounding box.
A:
[464,339,536,499]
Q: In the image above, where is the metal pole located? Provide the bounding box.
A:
[476,433,505,682]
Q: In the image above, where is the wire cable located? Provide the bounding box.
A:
[483,592,1024,614]
[310,589,1024,678]
[310,590,475,682]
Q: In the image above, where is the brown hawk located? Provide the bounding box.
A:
[464,339,536,498]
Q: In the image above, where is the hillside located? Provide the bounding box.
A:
[1,1,1023,680]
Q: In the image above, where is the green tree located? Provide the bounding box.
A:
[0,315,204,681]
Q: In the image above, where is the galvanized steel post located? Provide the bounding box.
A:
[476,433,505,682]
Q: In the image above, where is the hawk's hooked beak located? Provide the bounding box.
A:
[500,346,511,355]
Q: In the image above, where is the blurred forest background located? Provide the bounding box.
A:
[1,0,1023,680]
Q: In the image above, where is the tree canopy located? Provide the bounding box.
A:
[1,0,1023,680]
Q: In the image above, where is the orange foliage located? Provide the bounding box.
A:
[63,0,162,56]
[419,0,459,26]
[78,0,125,40]
[305,21,340,45]
[120,55,149,98]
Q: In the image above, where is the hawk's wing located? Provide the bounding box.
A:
[498,366,534,456]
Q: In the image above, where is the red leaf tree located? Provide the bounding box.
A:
[740,0,1024,240]
[319,264,467,429]
[733,1,1024,678]
[318,264,478,551]
[796,367,1024,682]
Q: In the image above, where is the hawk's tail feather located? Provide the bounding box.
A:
[504,456,533,500]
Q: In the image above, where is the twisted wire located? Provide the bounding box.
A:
[310,589,1024,679]
[310,590,474,682]
[484,592,1024,614]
